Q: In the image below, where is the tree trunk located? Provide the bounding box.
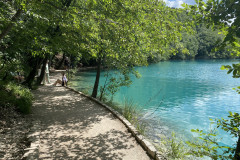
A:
[49,54,55,68]
[0,9,22,40]
[2,72,8,81]
[99,71,109,101]
[234,136,240,160]
[23,63,38,88]
[91,58,101,98]
[23,57,42,88]
[56,53,65,69]
[37,57,47,85]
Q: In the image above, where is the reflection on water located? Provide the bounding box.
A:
[71,60,240,147]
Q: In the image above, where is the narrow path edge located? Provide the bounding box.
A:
[64,86,166,160]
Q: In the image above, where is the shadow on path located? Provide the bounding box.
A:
[31,83,149,160]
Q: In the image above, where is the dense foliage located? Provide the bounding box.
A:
[0,82,33,114]
[170,24,233,60]
[149,10,237,62]
[183,0,240,159]
[0,0,190,95]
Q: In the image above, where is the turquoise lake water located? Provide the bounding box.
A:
[71,60,240,147]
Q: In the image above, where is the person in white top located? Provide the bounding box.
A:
[52,72,68,86]
[44,61,51,84]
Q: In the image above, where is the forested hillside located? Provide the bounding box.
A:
[148,10,237,62]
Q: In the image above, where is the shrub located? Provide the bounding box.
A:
[81,88,90,95]
[186,114,239,160]
[0,82,33,114]
[105,98,147,135]
[155,132,190,160]
[122,99,137,122]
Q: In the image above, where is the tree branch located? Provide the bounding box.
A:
[0,9,23,41]
[43,1,67,11]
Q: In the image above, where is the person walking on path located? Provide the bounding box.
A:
[44,61,51,84]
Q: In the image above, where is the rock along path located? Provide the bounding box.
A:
[30,72,150,160]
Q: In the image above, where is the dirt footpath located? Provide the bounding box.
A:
[30,72,150,159]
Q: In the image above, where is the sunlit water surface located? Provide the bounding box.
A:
[71,60,240,147]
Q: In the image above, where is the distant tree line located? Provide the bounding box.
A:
[148,11,238,62]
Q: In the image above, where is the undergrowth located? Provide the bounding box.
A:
[104,98,147,135]
[155,132,192,160]
[67,68,78,81]
[0,81,33,114]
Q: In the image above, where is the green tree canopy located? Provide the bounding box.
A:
[1,0,190,92]
[183,1,240,159]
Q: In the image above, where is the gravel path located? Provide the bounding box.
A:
[30,72,150,160]
[0,105,31,159]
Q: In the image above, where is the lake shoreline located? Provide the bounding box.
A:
[71,59,240,149]
[78,58,240,72]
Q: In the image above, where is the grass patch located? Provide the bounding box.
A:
[154,132,194,160]
[104,99,147,135]
[81,88,90,96]
[0,81,33,114]
[154,132,215,160]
